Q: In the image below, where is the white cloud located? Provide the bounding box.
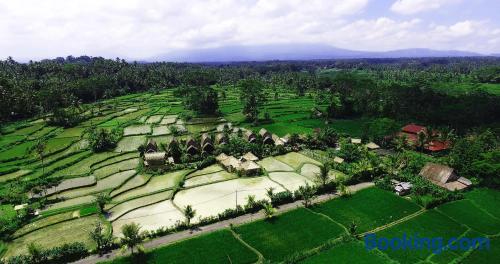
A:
[390,0,460,15]
[0,0,498,59]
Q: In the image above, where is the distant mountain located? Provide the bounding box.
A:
[147,44,483,62]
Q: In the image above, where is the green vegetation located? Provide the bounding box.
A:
[234,208,345,262]
[3,215,106,258]
[437,199,500,235]
[0,57,499,263]
[107,230,258,264]
[300,241,388,264]
[375,210,467,264]
[313,187,421,233]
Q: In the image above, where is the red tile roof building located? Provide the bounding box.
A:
[398,123,450,152]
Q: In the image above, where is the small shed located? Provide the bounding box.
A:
[394,182,412,196]
[333,156,344,164]
[144,152,166,166]
[145,139,158,153]
[351,138,362,144]
[241,152,259,162]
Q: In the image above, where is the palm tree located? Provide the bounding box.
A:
[184,205,196,227]
[35,139,46,176]
[262,203,276,219]
[121,223,143,254]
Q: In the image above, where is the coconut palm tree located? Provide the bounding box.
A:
[184,205,196,227]
[262,203,276,219]
[35,139,46,176]
[121,223,143,254]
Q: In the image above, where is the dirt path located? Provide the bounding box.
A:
[72,182,374,264]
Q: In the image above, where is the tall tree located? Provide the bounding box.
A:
[238,79,267,123]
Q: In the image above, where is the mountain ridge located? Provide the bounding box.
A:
[147,43,484,62]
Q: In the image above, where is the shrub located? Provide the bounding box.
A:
[3,242,88,264]
[87,127,121,152]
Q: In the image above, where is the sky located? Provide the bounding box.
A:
[0,0,499,61]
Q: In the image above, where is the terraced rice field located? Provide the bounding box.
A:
[115,136,147,152]
[111,170,188,203]
[108,190,173,221]
[93,158,139,179]
[174,176,285,218]
[145,115,164,124]
[152,126,170,136]
[123,125,151,136]
[110,174,151,197]
[53,170,137,199]
[275,152,322,170]
[184,171,237,187]
[268,172,314,192]
[112,199,184,236]
[257,157,294,172]
[3,215,107,258]
[186,164,224,177]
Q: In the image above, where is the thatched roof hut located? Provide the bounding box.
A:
[185,137,199,155]
[241,152,259,162]
[144,152,166,166]
[215,133,228,145]
[146,139,158,153]
[240,161,261,176]
[201,133,214,153]
[245,130,257,143]
[272,134,285,146]
[259,128,274,144]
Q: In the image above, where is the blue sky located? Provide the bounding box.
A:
[0,0,499,60]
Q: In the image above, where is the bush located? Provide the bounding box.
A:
[87,127,121,152]
[4,242,88,264]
